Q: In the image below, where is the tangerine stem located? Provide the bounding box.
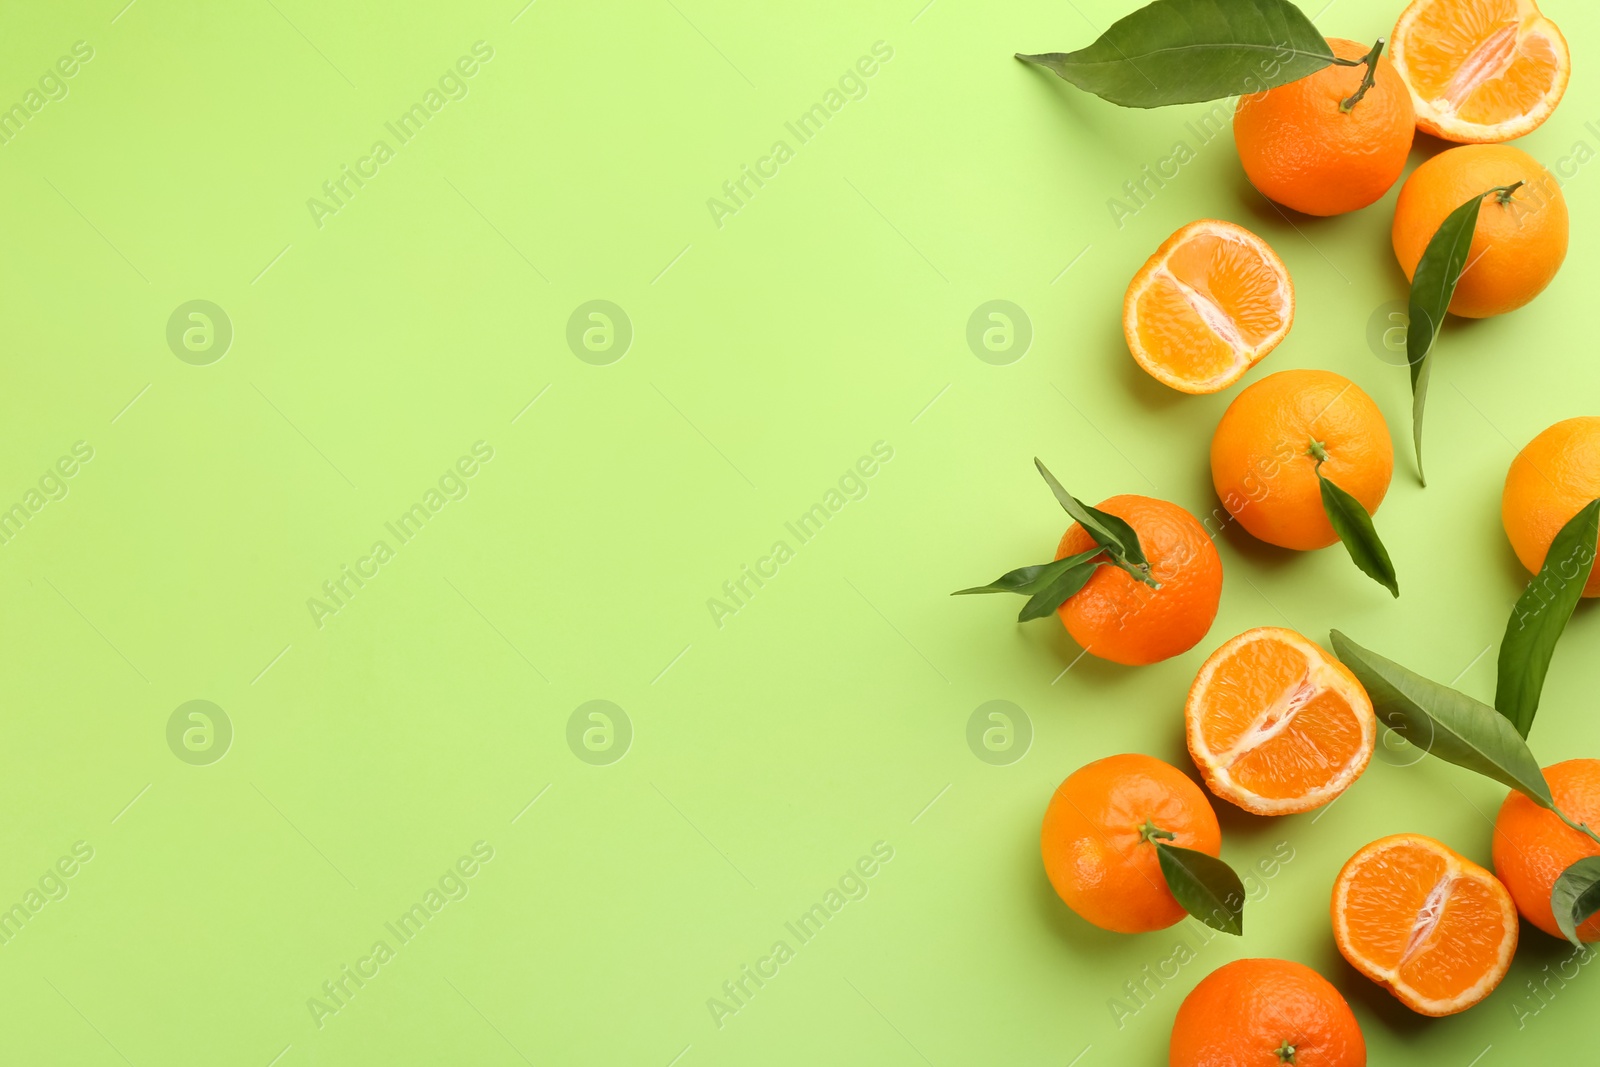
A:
[1138,818,1175,844]
[1555,805,1600,847]
[1274,1040,1297,1065]
[1307,437,1330,465]
[1489,180,1526,205]
[1338,38,1386,113]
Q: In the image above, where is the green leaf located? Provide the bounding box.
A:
[952,549,1105,622]
[1405,186,1519,483]
[1316,468,1398,597]
[1329,630,1553,808]
[1552,857,1600,948]
[1015,0,1336,109]
[1018,558,1104,622]
[1496,499,1600,738]
[1032,459,1158,588]
[952,549,1103,597]
[1155,842,1244,935]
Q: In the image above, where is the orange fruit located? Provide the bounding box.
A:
[1331,833,1517,1016]
[1041,753,1222,933]
[1233,37,1415,216]
[1186,628,1377,816]
[1210,370,1394,551]
[1502,417,1600,597]
[1392,0,1569,143]
[1055,495,1223,666]
[1123,220,1293,395]
[1169,958,1367,1067]
[1392,144,1567,318]
[1493,758,1600,941]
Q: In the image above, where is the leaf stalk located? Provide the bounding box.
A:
[1556,807,1600,848]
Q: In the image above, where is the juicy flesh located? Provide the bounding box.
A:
[1401,0,1562,126]
[1133,232,1287,386]
[1198,637,1363,800]
[1340,840,1510,1002]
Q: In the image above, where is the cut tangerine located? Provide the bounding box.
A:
[1392,0,1569,143]
[1185,628,1375,815]
[1332,834,1517,1016]
[1122,220,1293,395]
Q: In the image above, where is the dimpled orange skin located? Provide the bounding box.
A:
[1493,759,1600,941]
[1502,417,1600,597]
[1392,144,1568,318]
[1055,495,1223,666]
[1169,958,1367,1067]
[1210,370,1394,551]
[1041,754,1222,934]
[1233,38,1415,216]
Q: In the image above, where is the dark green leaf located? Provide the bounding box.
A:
[1155,842,1244,935]
[1015,0,1335,108]
[1032,459,1157,588]
[1405,190,1492,484]
[1496,499,1600,737]
[1329,630,1553,808]
[952,548,1103,597]
[1018,559,1104,622]
[1552,857,1600,948]
[1316,469,1398,597]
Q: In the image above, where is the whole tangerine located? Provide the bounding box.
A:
[1502,417,1600,598]
[1210,369,1393,551]
[1233,38,1415,216]
[1169,957,1367,1067]
[1493,758,1600,941]
[1042,753,1222,934]
[1392,143,1567,318]
[1055,495,1223,665]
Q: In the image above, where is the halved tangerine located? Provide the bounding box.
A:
[1392,0,1570,143]
[1122,220,1293,395]
[1186,628,1375,815]
[1332,833,1517,1016]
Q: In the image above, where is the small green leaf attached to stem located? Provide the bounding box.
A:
[1551,857,1600,947]
[1034,459,1160,587]
[954,462,1162,622]
[1154,839,1245,935]
[1310,440,1398,597]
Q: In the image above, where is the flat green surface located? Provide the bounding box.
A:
[1,0,1597,1062]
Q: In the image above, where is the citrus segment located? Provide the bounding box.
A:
[1186,628,1375,815]
[1331,834,1517,1016]
[1392,0,1569,142]
[1123,220,1293,394]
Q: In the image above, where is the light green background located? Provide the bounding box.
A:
[0,0,1596,1062]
